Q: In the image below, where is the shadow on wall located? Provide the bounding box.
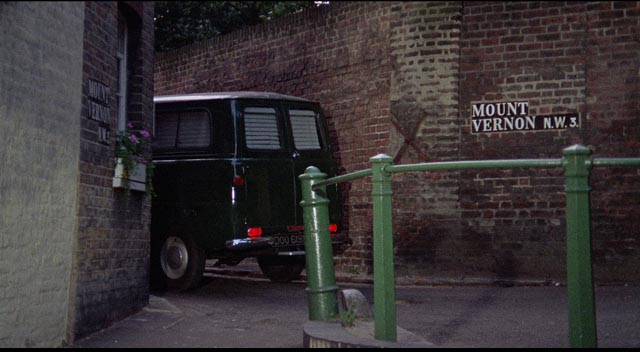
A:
[494,250,519,282]
[392,225,526,283]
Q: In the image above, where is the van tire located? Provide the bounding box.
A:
[257,256,305,283]
[159,233,205,291]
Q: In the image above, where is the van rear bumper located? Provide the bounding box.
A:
[225,237,273,251]
[224,232,352,256]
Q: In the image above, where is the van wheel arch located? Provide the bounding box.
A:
[154,232,206,291]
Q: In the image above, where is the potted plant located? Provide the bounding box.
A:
[113,123,153,192]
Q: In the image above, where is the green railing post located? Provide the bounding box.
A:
[299,166,339,321]
[370,154,397,342]
[563,145,597,348]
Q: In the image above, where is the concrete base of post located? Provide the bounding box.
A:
[304,288,433,348]
[303,320,434,348]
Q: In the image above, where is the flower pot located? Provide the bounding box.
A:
[113,157,147,192]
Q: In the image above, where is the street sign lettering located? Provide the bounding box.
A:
[471,101,580,133]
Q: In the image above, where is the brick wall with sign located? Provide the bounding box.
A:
[0,1,155,346]
[457,1,588,280]
[458,1,640,282]
[72,1,155,340]
[155,1,640,283]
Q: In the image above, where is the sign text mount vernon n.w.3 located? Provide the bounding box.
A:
[471,101,580,133]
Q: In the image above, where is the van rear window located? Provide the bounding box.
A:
[153,110,211,150]
[289,109,321,150]
[243,107,282,150]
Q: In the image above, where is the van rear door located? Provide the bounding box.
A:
[236,101,297,232]
[284,102,341,226]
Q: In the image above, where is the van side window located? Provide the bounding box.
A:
[153,110,211,151]
[154,112,179,149]
[177,111,210,148]
[289,109,322,150]
[243,107,282,150]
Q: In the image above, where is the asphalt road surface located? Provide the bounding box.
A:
[73,267,640,348]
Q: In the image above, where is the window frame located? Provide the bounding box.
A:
[116,11,129,133]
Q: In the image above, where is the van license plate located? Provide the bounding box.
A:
[272,234,304,247]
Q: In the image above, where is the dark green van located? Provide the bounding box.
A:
[150,92,350,290]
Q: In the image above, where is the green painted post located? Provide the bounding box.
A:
[299,166,339,321]
[563,145,597,348]
[370,154,397,342]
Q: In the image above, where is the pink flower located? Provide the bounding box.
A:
[129,134,138,143]
[127,122,134,129]
[140,130,150,138]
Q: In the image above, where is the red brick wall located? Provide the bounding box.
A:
[155,1,640,283]
[73,1,155,339]
[458,1,586,280]
[583,1,640,281]
[458,1,640,282]
[156,2,393,273]
[387,1,465,279]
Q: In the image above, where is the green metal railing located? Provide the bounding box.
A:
[299,144,640,347]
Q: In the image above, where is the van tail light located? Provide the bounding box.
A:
[247,227,262,238]
[329,224,338,236]
[233,175,245,186]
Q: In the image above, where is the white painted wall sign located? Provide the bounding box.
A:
[87,79,111,144]
[471,101,580,133]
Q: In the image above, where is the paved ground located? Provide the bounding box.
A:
[72,259,640,348]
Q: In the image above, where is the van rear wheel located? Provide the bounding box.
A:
[159,233,205,291]
[257,256,305,283]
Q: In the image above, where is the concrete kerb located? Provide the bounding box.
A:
[207,260,563,288]
[303,320,434,348]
